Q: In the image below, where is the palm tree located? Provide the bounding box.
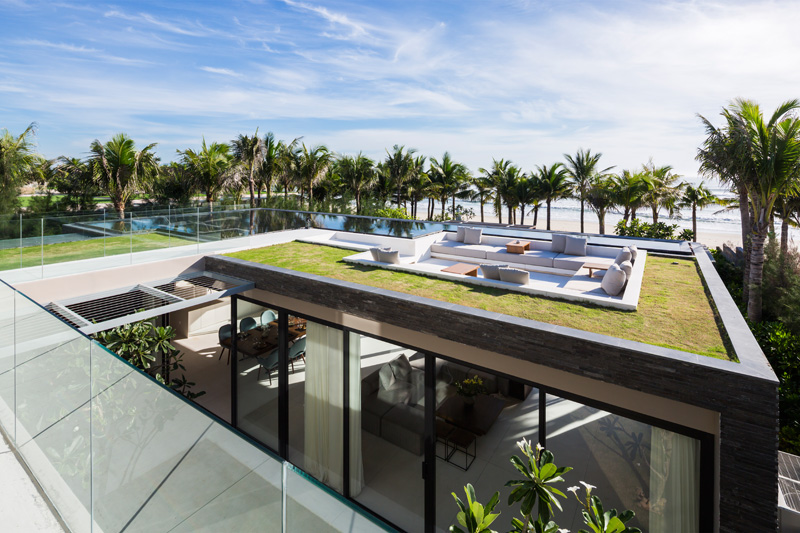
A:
[384,145,415,210]
[680,182,717,242]
[429,152,469,219]
[405,155,429,220]
[231,130,264,208]
[337,153,376,214]
[297,144,333,211]
[564,149,614,232]
[775,190,800,258]
[470,172,495,223]
[612,170,650,223]
[178,138,234,204]
[278,138,301,201]
[512,173,540,226]
[535,163,571,230]
[54,156,100,211]
[480,159,512,224]
[642,161,683,223]
[90,133,159,218]
[0,123,39,213]
[730,98,800,322]
[586,175,617,234]
[256,132,280,204]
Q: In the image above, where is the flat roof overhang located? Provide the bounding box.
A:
[44,271,254,335]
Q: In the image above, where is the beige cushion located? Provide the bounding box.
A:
[456,226,466,242]
[480,264,507,280]
[499,267,530,284]
[614,247,632,264]
[601,263,627,296]
[464,227,483,245]
[564,235,588,256]
[629,245,638,261]
[619,260,633,278]
[551,234,567,253]
[377,249,400,264]
[378,363,396,390]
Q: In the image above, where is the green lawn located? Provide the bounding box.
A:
[226,241,732,360]
[0,233,194,271]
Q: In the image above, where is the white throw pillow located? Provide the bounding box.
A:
[629,245,638,262]
[369,246,390,261]
[378,363,396,390]
[456,226,467,242]
[464,227,483,245]
[480,264,508,280]
[601,263,627,296]
[377,249,400,264]
[619,260,633,278]
[564,235,588,256]
[551,234,567,253]
[499,267,530,284]
[389,354,412,382]
[614,247,632,264]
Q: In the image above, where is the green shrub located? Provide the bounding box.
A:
[614,219,678,239]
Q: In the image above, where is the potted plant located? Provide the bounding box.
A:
[455,375,487,406]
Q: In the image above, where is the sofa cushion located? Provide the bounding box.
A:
[619,260,633,278]
[381,405,425,456]
[456,226,466,242]
[377,249,401,264]
[614,247,632,264]
[389,354,412,382]
[486,250,556,268]
[480,263,507,280]
[464,227,483,245]
[551,234,567,253]
[378,363,396,390]
[564,235,588,256]
[499,267,530,284]
[601,263,627,296]
[629,245,638,261]
[430,241,497,259]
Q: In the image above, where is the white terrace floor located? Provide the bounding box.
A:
[175,331,653,532]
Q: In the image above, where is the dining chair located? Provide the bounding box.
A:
[288,336,306,373]
[256,347,280,385]
[218,324,232,365]
[240,317,258,332]
[260,309,277,326]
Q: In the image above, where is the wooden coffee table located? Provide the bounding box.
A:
[506,240,531,254]
[442,263,480,277]
[583,261,611,277]
[436,395,506,436]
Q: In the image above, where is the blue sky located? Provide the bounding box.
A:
[1,0,799,177]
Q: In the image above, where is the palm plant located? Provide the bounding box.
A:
[256,132,280,204]
[470,173,496,223]
[642,161,683,224]
[177,138,235,204]
[680,181,717,243]
[384,145,415,209]
[729,98,800,322]
[278,138,301,202]
[337,153,376,214]
[0,123,39,214]
[535,163,571,230]
[405,155,429,220]
[54,156,99,211]
[297,144,333,211]
[612,170,650,223]
[231,130,265,208]
[775,190,800,257]
[480,159,513,224]
[564,149,614,232]
[586,175,617,234]
[512,173,540,226]
[90,133,159,218]
[429,152,470,219]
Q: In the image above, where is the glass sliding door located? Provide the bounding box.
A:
[545,395,701,532]
[350,333,425,532]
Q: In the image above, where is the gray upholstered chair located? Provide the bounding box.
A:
[261,309,277,326]
[256,348,279,385]
[288,336,307,373]
[218,324,232,364]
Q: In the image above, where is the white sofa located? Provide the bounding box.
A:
[430,232,617,274]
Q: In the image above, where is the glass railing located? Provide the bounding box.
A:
[0,278,393,533]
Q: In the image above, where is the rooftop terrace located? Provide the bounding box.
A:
[225,241,731,360]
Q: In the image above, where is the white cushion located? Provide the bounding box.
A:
[480,264,507,280]
[389,354,412,382]
[499,267,530,284]
[614,247,632,264]
[378,363,396,390]
[629,245,638,261]
[564,235,588,256]
[551,234,567,253]
[456,226,466,242]
[464,227,483,245]
[619,260,633,278]
[601,263,627,296]
[377,249,400,264]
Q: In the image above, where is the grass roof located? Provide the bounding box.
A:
[226,241,733,361]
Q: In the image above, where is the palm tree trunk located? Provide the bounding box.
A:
[652,205,658,224]
[452,195,456,218]
[739,188,751,304]
[546,200,551,230]
[781,217,789,257]
[580,199,585,233]
[598,211,605,234]
[249,169,256,209]
[692,205,697,242]
[507,205,512,225]
[355,191,361,215]
[520,204,525,226]
[309,185,313,211]
[533,206,539,227]
[747,223,769,322]
[441,198,447,219]
[497,199,502,224]
[480,201,485,223]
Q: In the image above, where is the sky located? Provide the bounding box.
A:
[1,0,799,179]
